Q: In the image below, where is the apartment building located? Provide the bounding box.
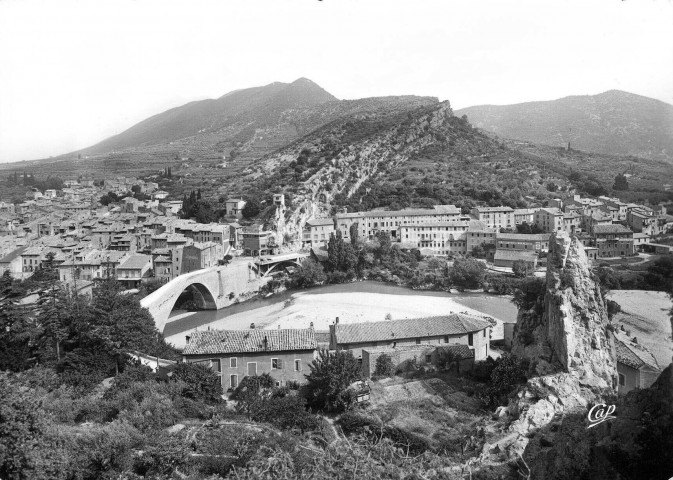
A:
[534,208,564,233]
[335,205,463,242]
[495,233,550,252]
[593,224,635,257]
[513,208,537,225]
[305,218,335,247]
[470,206,514,230]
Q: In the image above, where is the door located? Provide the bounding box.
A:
[247,362,257,376]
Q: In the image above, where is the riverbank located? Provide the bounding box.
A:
[164,281,518,350]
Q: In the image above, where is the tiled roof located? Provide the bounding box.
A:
[615,339,643,369]
[436,344,475,360]
[306,218,334,227]
[494,250,538,261]
[118,254,152,270]
[474,206,514,213]
[334,315,491,344]
[496,233,550,241]
[183,328,317,355]
[593,224,633,234]
[614,332,659,371]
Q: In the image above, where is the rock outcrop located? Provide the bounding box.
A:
[481,233,619,475]
[512,232,617,390]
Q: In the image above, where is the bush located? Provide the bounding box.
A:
[337,411,383,435]
[133,431,189,477]
[512,277,546,312]
[171,362,222,404]
[249,394,318,432]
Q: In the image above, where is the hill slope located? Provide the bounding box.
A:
[85,78,338,153]
[456,90,673,162]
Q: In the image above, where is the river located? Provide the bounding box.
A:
[164,281,518,349]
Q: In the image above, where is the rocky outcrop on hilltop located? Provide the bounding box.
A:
[479,233,618,477]
[512,232,617,388]
[254,102,502,247]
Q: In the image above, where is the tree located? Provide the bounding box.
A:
[304,349,362,412]
[0,374,48,479]
[477,354,528,408]
[374,353,395,377]
[612,174,629,191]
[326,231,345,272]
[349,222,359,245]
[289,258,326,288]
[241,198,260,219]
[512,260,535,278]
[448,257,486,290]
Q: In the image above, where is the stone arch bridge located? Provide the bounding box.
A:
[141,254,308,332]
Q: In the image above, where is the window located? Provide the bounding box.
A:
[619,373,625,386]
[230,358,237,368]
[230,374,238,389]
[483,329,487,338]
[415,338,421,345]
[294,360,301,371]
[247,362,257,376]
[210,359,221,372]
[272,358,283,370]
[425,354,432,363]
[468,333,473,346]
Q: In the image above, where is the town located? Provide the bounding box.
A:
[2,174,671,288]
[1,172,669,401]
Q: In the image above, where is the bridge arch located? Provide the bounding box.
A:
[141,263,262,333]
[182,283,218,310]
[262,259,302,277]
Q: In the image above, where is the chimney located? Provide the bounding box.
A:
[250,322,255,329]
[310,321,314,328]
[335,317,339,324]
[263,335,268,350]
[185,335,191,344]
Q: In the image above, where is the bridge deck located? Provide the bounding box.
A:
[254,253,308,266]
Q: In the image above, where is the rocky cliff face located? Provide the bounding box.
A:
[259,102,459,247]
[512,232,617,389]
[481,233,619,476]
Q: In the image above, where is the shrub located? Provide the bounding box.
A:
[337,411,383,435]
[133,431,189,477]
[170,362,222,404]
[249,394,318,432]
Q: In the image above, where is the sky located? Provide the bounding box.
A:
[0,0,672,164]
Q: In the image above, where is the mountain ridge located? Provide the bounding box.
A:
[456,89,673,162]
[84,78,338,154]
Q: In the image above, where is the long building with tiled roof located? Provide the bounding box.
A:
[329,314,492,361]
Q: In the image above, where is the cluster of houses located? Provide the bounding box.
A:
[303,194,673,269]
[0,180,283,292]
